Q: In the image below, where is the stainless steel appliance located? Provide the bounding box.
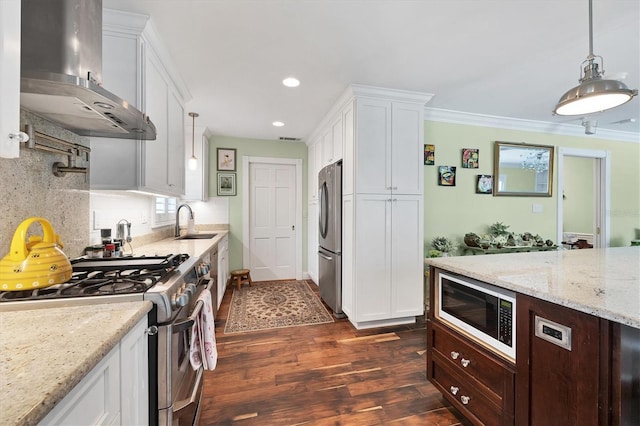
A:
[318,160,344,317]
[20,0,156,139]
[0,253,209,425]
[433,269,516,362]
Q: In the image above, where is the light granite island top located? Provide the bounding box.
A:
[425,246,640,329]
[0,301,152,426]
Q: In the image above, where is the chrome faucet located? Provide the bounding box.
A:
[175,204,194,237]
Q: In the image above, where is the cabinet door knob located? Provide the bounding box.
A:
[460,395,471,405]
[9,132,29,143]
[460,358,470,368]
[450,351,460,360]
[450,386,459,395]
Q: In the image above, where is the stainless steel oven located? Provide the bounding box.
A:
[147,260,211,426]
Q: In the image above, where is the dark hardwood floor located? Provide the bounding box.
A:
[199,280,468,425]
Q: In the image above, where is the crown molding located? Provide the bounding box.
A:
[424,108,640,143]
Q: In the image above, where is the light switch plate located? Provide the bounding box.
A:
[532,203,543,213]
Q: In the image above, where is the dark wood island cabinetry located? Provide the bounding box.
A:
[426,252,640,426]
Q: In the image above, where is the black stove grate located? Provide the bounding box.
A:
[0,253,189,302]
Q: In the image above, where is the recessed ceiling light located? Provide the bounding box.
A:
[272,121,285,127]
[282,77,300,88]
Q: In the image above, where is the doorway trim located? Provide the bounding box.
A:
[242,156,303,280]
[556,147,611,248]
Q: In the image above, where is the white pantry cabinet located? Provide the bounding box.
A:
[307,200,318,283]
[353,99,424,195]
[90,10,189,197]
[0,0,22,158]
[39,316,149,426]
[321,84,432,329]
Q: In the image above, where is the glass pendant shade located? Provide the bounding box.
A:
[188,155,198,170]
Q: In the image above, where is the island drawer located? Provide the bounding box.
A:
[429,321,515,406]
[429,354,506,426]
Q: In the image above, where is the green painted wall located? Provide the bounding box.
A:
[208,135,308,272]
[209,121,639,273]
[423,121,640,251]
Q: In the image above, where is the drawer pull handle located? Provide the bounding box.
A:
[450,386,459,395]
[450,351,460,360]
[460,358,470,368]
[460,395,471,405]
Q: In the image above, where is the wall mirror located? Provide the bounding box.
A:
[493,142,554,196]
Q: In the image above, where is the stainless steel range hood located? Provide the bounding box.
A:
[20,0,156,140]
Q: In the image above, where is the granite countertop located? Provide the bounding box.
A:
[0,301,152,426]
[131,230,227,259]
[425,247,640,329]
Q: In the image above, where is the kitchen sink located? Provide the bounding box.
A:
[175,233,218,240]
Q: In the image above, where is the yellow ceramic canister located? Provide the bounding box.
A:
[0,217,72,291]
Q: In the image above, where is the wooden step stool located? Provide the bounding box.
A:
[229,269,253,290]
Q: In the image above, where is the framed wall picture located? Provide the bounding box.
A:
[438,166,456,186]
[217,172,236,196]
[462,148,479,168]
[424,144,435,165]
[217,148,236,171]
[476,174,493,194]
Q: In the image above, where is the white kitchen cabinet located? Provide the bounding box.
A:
[90,10,189,197]
[354,98,424,195]
[0,0,22,158]
[307,137,320,201]
[119,316,149,426]
[183,126,210,201]
[216,234,229,308]
[320,115,343,168]
[39,315,148,426]
[307,200,318,283]
[350,194,423,323]
[325,84,432,329]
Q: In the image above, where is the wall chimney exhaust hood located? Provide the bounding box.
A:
[20,0,156,140]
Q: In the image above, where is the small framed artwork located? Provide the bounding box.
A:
[424,144,435,165]
[438,166,456,186]
[462,148,479,168]
[476,174,493,194]
[217,172,236,196]
[217,148,236,171]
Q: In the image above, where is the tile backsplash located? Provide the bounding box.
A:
[0,110,228,260]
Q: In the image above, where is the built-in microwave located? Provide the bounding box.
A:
[434,270,516,362]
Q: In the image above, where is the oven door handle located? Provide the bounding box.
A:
[173,366,204,412]
[171,279,212,333]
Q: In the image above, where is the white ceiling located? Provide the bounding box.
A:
[103,0,640,142]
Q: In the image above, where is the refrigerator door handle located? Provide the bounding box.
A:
[318,251,333,261]
[319,182,329,239]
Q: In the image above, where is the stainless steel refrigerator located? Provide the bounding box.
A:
[318,160,344,317]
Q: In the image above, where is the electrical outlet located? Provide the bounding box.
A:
[140,214,148,224]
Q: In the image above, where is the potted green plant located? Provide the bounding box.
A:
[431,236,457,256]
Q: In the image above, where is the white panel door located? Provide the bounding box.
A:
[391,102,423,195]
[249,162,296,281]
[355,98,391,194]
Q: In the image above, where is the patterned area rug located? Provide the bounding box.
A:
[224,280,334,334]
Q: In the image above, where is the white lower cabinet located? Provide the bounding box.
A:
[217,234,229,308]
[348,194,424,327]
[39,316,148,426]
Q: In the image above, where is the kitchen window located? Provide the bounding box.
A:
[154,196,177,226]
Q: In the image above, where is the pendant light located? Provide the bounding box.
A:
[188,112,199,170]
[553,0,637,116]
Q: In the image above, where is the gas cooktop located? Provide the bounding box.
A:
[0,254,189,303]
